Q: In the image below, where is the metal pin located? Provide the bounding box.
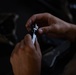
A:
[32,24,38,44]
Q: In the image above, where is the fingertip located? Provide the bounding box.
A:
[25,34,32,40]
[24,34,32,44]
[24,34,34,48]
[38,28,43,34]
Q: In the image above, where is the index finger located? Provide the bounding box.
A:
[25,13,50,30]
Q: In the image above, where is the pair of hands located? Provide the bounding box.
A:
[10,13,76,75]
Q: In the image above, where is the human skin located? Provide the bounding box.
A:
[10,34,42,75]
[26,13,76,41]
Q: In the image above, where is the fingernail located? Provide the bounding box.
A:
[39,28,43,34]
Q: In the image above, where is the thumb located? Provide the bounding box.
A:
[38,26,54,34]
[24,34,33,46]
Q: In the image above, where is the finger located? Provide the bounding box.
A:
[38,25,65,38]
[10,53,20,75]
[11,39,25,57]
[19,40,25,49]
[11,43,20,57]
[38,26,54,34]
[38,23,62,34]
[34,38,42,56]
[25,13,50,30]
[24,34,34,47]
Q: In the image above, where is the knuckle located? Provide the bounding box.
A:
[15,43,20,48]
[10,56,12,63]
[24,36,27,42]
[18,48,24,55]
[11,52,17,58]
[39,53,42,58]
[24,35,27,39]
[31,14,37,19]
[24,35,26,40]
[44,12,49,15]
[10,53,16,62]
[43,13,51,16]
[32,14,36,17]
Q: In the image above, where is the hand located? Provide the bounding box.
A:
[26,13,75,40]
[10,34,42,75]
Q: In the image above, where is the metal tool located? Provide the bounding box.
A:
[32,24,38,44]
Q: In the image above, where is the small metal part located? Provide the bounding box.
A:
[33,24,38,33]
[32,24,38,44]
